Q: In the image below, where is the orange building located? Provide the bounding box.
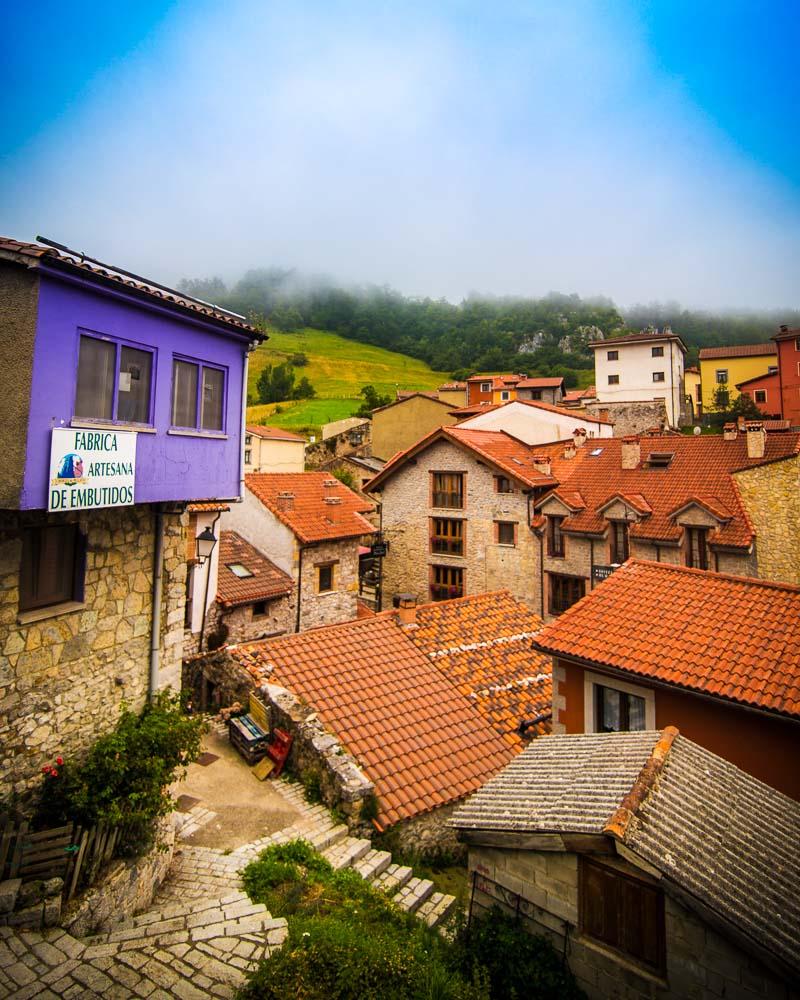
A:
[773,325,800,426]
[533,559,800,799]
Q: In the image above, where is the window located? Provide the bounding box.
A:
[549,573,585,614]
[430,517,464,555]
[75,334,153,424]
[547,516,565,557]
[431,472,464,509]
[595,684,646,731]
[580,858,665,975]
[317,563,336,593]
[495,521,516,546]
[227,563,254,578]
[610,521,629,564]
[754,390,767,404]
[245,435,252,445]
[480,381,492,392]
[685,526,708,570]
[500,390,510,401]
[530,390,542,400]
[608,375,620,385]
[244,449,252,464]
[647,452,674,468]
[652,372,665,383]
[430,565,464,601]
[695,384,702,402]
[171,359,226,431]
[715,369,728,384]
[252,600,268,617]
[494,475,513,494]
[795,339,800,351]
[797,362,800,378]
[607,350,618,361]
[651,346,664,357]
[768,365,778,374]
[19,524,85,613]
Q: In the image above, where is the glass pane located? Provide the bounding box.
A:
[20,526,76,611]
[598,686,622,732]
[172,360,198,427]
[75,336,115,419]
[627,693,647,731]
[117,346,152,423]
[201,367,224,430]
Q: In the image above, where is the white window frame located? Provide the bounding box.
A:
[584,671,656,733]
[652,372,665,383]
[500,390,510,401]
[480,381,492,392]
[715,369,728,384]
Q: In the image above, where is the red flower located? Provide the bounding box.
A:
[56,757,63,766]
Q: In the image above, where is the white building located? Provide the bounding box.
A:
[456,399,614,444]
[590,330,687,427]
[244,424,306,474]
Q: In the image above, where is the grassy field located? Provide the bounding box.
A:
[246,327,450,434]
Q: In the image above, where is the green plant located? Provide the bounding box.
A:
[301,769,323,804]
[36,692,205,855]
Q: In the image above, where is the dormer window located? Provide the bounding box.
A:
[610,521,629,564]
[685,527,708,570]
[548,516,565,557]
[647,452,674,468]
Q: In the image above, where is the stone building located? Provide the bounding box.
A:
[0,235,261,801]
[452,729,800,1000]
[224,472,376,631]
[514,376,564,405]
[185,590,551,852]
[367,421,800,618]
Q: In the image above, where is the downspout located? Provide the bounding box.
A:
[148,510,164,702]
[294,546,304,633]
[197,512,222,653]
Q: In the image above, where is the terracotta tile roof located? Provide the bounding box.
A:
[699,342,777,359]
[438,381,467,391]
[452,728,800,981]
[762,419,791,432]
[773,326,800,342]
[561,386,597,402]
[373,393,452,413]
[449,402,502,417]
[590,331,687,351]
[245,472,375,544]
[440,427,559,488]
[734,372,779,389]
[229,612,516,825]
[399,591,552,743]
[356,599,376,619]
[216,531,293,608]
[187,502,231,513]
[466,373,523,387]
[535,432,800,548]
[515,377,564,389]
[533,559,800,720]
[514,398,613,425]
[246,424,306,442]
[0,237,260,337]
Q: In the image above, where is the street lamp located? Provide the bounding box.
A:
[196,526,217,565]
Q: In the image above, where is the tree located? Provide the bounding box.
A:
[354,385,392,418]
[292,376,316,400]
[710,385,731,412]
[256,363,296,404]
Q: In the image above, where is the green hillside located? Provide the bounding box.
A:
[246,327,451,434]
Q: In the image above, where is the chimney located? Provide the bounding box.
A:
[397,594,417,627]
[563,441,576,460]
[277,490,294,510]
[745,421,766,460]
[621,436,641,470]
[723,422,737,441]
[573,428,587,448]
[532,454,551,476]
[780,324,788,333]
[737,415,746,433]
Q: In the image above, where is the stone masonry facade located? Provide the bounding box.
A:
[379,439,541,610]
[583,400,671,436]
[733,454,800,586]
[468,846,790,1000]
[297,538,362,631]
[0,504,187,803]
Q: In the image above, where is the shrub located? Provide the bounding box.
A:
[36,692,204,855]
[453,907,585,999]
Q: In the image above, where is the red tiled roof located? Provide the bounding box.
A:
[734,372,779,390]
[466,373,523,386]
[245,472,375,544]
[535,432,800,548]
[229,602,523,825]
[246,424,306,442]
[449,402,501,417]
[513,398,613,425]
[533,560,800,720]
[438,381,467,391]
[216,531,293,608]
[515,377,564,389]
[356,599,376,619]
[0,237,260,337]
[699,343,777,359]
[763,420,791,432]
[187,502,231,513]
[590,331,687,351]
[373,393,452,413]
[773,326,800,342]
[562,386,597,402]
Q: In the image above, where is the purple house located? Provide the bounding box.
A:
[0,236,263,801]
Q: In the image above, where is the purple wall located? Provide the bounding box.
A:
[22,270,251,509]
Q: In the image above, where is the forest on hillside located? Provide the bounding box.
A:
[179,270,800,385]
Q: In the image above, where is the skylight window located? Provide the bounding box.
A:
[227,563,254,578]
[590,448,603,456]
[647,452,674,468]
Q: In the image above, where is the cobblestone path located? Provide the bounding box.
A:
[0,778,457,998]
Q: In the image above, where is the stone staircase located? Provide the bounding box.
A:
[0,777,459,998]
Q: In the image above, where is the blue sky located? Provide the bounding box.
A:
[1,0,798,307]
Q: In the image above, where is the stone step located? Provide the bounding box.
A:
[416,891,458,928]
[393,876,434,914]
[322,836,372,871]
[306,822,348,852]
[372,863,414,894]
[353,849,392,883]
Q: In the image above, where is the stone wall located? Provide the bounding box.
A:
[62,816,175,937]
[0,505,187,804]
[305,421,372,470]
[734,454,800,586]
[467,846,791,1000]
[391,801,464,860]
[583,400,668,436]
[298,538,362,631]
[380,439,541,611]
[205,594,293,649]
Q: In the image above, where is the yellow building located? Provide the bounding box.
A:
[371,393,457,460]
[684,366,702,419]
[698,344,777,413]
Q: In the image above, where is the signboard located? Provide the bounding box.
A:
[48,428,136,512]
[370,542,388,558]
[592,564,619,583]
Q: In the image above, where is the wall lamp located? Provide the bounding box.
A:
[196,526,218,565]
